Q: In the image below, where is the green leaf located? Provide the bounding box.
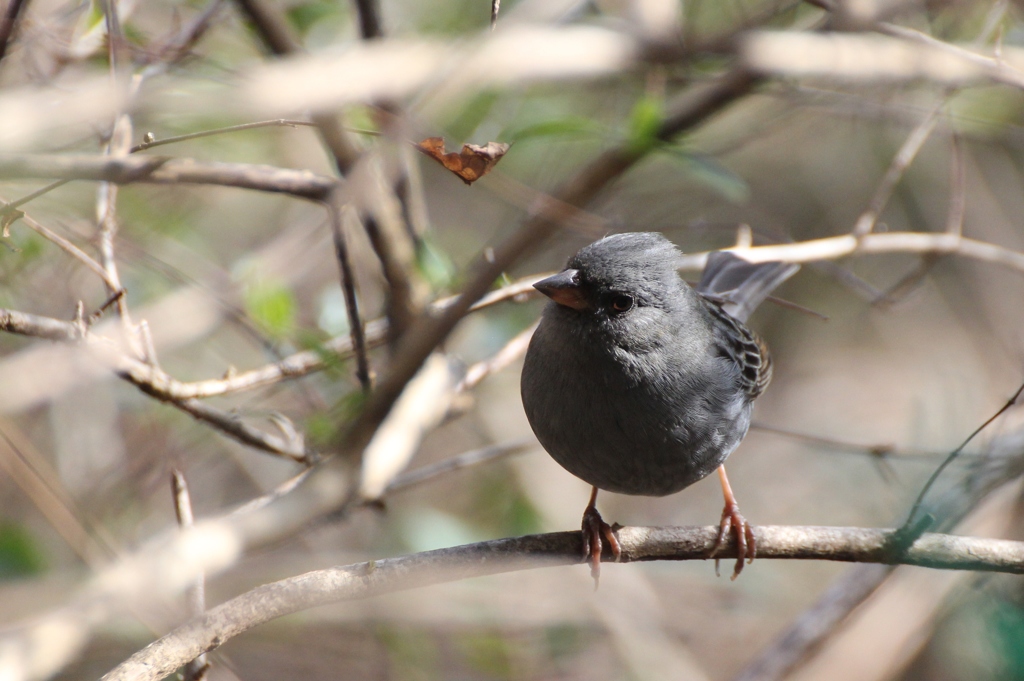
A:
[244,280,296,339]
[626,94,665,155]
[504,116,603,144]
[663,149,751,204]
[0,522,45,579]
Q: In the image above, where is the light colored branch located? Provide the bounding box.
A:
[100,525,1024,681]
[676,232,1024,274]
[13,211,119,290]
[851,104,941,236]
[0,154,337,201]
[740,31,1024,88]
[170,470,209,681]
[0,274,540,399]
[0,309,313,462]
[456,322,537,393]
[0,308,82,342]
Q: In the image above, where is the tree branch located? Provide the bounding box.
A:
[101,525,1024,681]
[676,231,1024,275]
[0,155,337,201]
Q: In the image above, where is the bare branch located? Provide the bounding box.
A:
[170,471,208,681]
[100,525,1024,681]
[0,154,337,201]
[164,398,310,463]
[0,308,81,341]
[327,202,371,392]
[456,322,537,393]
[131,119,317,153]
[675,232,1024,274]
[383,438,533,493]
[851,103,941,236]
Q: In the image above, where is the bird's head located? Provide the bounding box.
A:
[533,232,700,350]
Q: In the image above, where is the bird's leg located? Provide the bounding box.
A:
[581,486,620,587]
[709,465,756,580]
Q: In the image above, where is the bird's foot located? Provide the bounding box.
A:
[581,504,620,589]
[709,500,756,580]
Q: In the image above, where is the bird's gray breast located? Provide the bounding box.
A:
[521,313,752,497]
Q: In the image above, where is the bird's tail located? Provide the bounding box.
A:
[696,252,799,323]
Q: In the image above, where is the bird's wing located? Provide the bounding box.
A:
[702,297,773,399]
[697,251,799,323]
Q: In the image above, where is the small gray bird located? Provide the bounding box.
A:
[520,232,797,580]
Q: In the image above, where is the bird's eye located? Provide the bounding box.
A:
[610,294,634,313]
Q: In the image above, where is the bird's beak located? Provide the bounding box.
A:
[534,269,588,310]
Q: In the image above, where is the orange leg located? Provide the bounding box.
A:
[708,465,756,580]
[581,486,621,588]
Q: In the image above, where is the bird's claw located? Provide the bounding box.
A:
[709,500,756,580]
[582,504,620,589]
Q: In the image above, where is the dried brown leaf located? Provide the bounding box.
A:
[415,137,510,185]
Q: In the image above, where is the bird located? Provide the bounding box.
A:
[520,232,797,582]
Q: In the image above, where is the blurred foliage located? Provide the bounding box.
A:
[0,522,45,579]
[458,630,515,679]
[376,625,441,681]
[244,279,297,339]
[991,597,1024,681]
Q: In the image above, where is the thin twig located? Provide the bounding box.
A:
[903,379,1024,530]
[456,322,537,393]
[383,439,533,493]
[491,0,500,30]
[171,470,209,681]
[100,525,1024,681]
[161,398,311,463]
[131,119,317,152]
[851,102,943,237]
[327,202,371,392]
[12,210,119,289]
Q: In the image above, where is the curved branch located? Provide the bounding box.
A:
[102,525,1024,681]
